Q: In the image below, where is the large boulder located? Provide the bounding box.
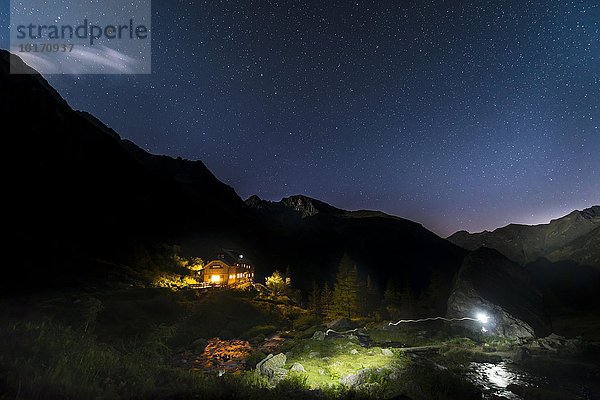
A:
[311,330,325,340]
[446,248,551,339]
[255,353,288,382]
[326,318,357,332]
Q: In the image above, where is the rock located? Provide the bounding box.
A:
[350,349,358,355]
[446,248,552,339]
[512,347,530,363]
[532,333,581,353]
[381,348,393,356]
[340,368,372,387]
[326,318,357,332]
[308,351,320,358]
[290,362,306,372]
[256,353,288,382]
[311,330,325,341]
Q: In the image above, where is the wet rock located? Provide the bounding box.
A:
[311,330,325,341]
[290,362,306,372]
[446,248,551,339]
[512,347,530,363]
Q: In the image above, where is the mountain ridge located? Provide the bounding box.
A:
[448,206,600,267]
[2,49,465,295]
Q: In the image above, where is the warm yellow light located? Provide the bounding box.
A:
[211,275,221,283]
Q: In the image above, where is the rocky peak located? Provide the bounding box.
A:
[581,206,600,220]
[245,195,266,209]
[280,195,321,217]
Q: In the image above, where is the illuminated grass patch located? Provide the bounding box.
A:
[285,337,409,389]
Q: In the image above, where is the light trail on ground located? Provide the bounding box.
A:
[388,316,478,326]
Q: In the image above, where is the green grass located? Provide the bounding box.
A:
[285,337,408,389]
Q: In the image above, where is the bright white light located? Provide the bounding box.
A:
[476,312,490,324]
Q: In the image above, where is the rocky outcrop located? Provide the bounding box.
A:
[446,248,551,339]
[256,353,288,383]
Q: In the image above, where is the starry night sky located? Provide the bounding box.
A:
[1,1,599,236]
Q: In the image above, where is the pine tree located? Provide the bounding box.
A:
[308,280,321,315]
[365,275,380,316]
[321,283,333,320]
[384,278,401,319]
[331,254,361,319]
[422,270,447,313]
[399,281,416,318]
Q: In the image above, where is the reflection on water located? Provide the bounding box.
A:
[467,361,543,399]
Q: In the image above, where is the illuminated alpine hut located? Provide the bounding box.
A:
[203,250,254,287]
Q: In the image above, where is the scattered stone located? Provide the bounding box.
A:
[311,330,325,341]
[350,349,358,355]
[381,348,393,356]
[290,362,306,372]
[531,333,581,353]
[340,368,372,387]
[308,351,320,358]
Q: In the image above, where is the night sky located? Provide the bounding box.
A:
[2,1,599,236]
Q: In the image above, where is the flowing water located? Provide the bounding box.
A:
[466,359,598,399]
[466,361,544,399]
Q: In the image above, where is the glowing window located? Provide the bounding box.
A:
[211,275,221,283]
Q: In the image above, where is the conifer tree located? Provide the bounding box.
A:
[384,278,401,319]
[332,254,361,318]
[321,282,333,320]
[308,280,321,315]
[422,270,447,313]
[365,275,380,316]
[399,281,416,318]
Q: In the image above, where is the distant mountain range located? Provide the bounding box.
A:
[448,207,600,268]
[1,50,464,296]
[3,48,598,320]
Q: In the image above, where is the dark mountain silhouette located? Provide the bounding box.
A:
[448,206,600,268]
[244,195,466,292]
[3,50,253,292]
[2,50,466,296]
